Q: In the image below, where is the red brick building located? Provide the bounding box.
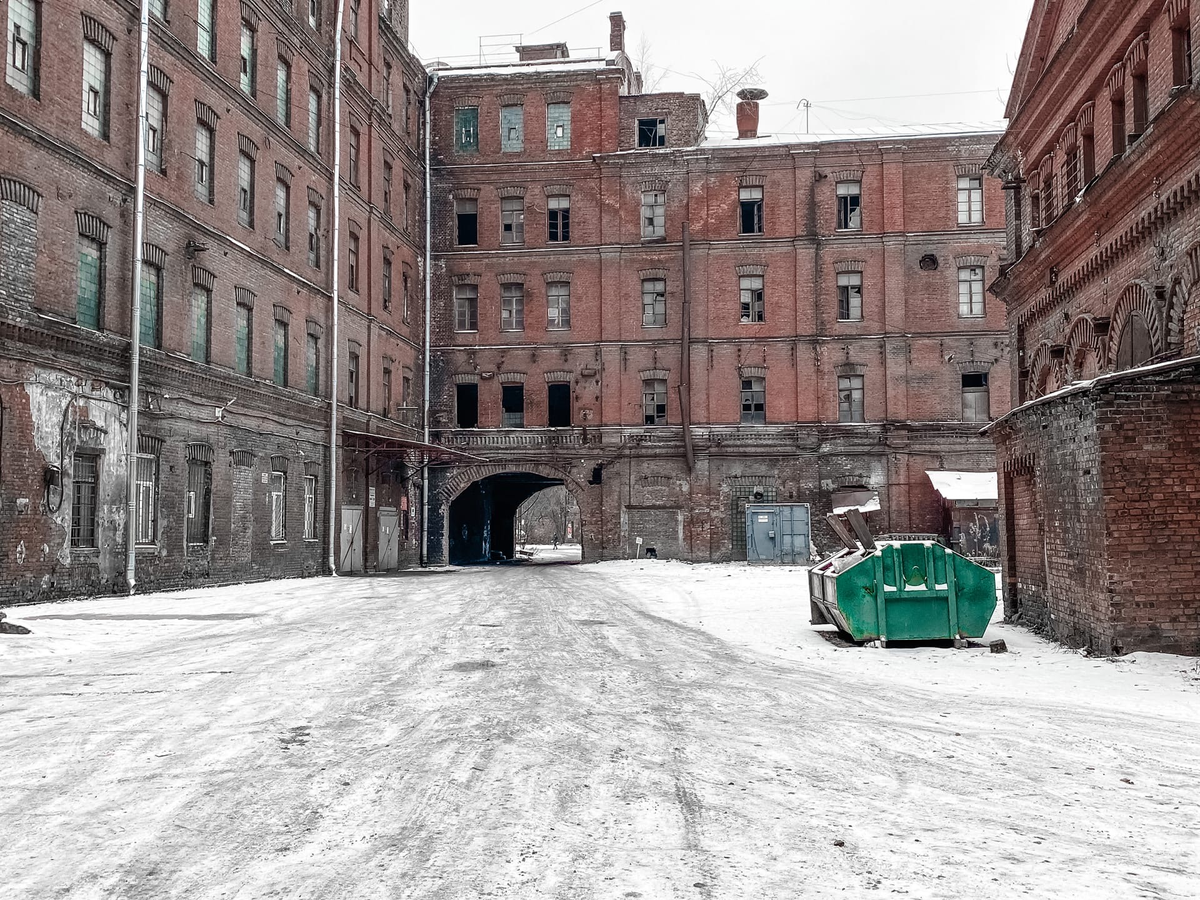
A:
[987,0,1200,653]
[426,14,1011,565]
[0,0,428,602]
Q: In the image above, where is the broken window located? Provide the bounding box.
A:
[961,372,990,423]
[454,106,478,153]
[637,117,666,147]
[838,375,865,423]
[547,282,571,330]
[456,197,478,245]
[837,272,863,321]
[642,278,666,327]
[454,284,478,331]
[307,201,322,268]
[347,351,359,407]
[500,283,525,332]
[739,187,763,234]
[957,176,984,225]
[641,190,665,239]
[275,179,290,247]
[547,101,571,150]
[501,105,524,152]
[548,195,571,242]
[456,383,479,428]
[836,181,862,230]
[501,197,524,244]
[740,377,766,425]
[239,19,256,97]
[7,0,40,97]
[146,86,166,173]
[502,384,525,428]
[643,378,667,425]
[958,266,985,317]
[71,453,99,549]
[382,256,392,310]
[739,275,764,323]
[548,383,571,428]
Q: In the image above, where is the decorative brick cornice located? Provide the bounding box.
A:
[273,304,291,324]
[953,359,993,374]
[639,178,668,193]
[544,371,573,383]
[1060,122,1077,148]
[347,339,361,353]
[275,163,293,185]
[305,461,321,478]
[1166,0,1190,27]
[148,65,172,96]
[276,36,295,61]
[543,272,572,283]
[240,1,260,27]
[75,211,110,242]
[80,14,115,53]
[142,242,167,269]
[498,372,526,384]
[496,273,525,285]
[238,134,259,159]
[1038,154,1054,181]
[453,373,479,385]
[452,187,480,200]
[306,318,323,338]
[1076,101,1095,134]
[195,101,219,128]
[0,176,40,213]
[191,266,215,290]
[1106,61,1126,98]
[736,264,767,277]
[1125,32,1150,75]
[640,369,670,380]
[496,185,526,199]
[833,259,864,274]
[834,362,866,375]
[307,187,324,205]
[831,169,863,182]
[235,286,256,308]
[638,268,668,281]
[270,454,289,473]
[186,443,214,464]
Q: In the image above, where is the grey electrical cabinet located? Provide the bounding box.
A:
[745,504,812,565]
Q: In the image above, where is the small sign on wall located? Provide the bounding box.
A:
[261,473,269,484]
[369,487,377,508]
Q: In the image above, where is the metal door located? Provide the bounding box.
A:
[777,503,812,565]
[378,509,400,571]
[746,505,780,564]
[340,506,364,574]
[746,504,811,565]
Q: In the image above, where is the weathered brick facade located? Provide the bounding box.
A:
[0,0,427,602]
[425,16,1012,565]
[987,0,1200,653]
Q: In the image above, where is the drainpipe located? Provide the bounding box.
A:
[421,72,439,566]
[680,221,695,471]
[326,0,347,576]
[124,0,152,595]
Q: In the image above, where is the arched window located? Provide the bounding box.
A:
[1116,311,1154,370]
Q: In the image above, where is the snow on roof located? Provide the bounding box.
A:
[926,471,998,502]
[700,124,1006,148]
[431,58,614,79]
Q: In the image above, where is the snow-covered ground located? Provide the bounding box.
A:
[1,561,1198,899]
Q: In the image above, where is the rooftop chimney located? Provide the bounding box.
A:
[610,11,626,53]
[736,88,769,139]
[516,42,570,62]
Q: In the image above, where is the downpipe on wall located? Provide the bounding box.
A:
[421,72,438,566]
[326,0,348,576]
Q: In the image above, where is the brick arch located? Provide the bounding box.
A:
[1063,314,1104,380]
[436,461,588,505]
[1026,341,1057,399]
[1165,277,1189,354]
[1107,281,1164,370]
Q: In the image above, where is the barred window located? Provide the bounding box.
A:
[134,453,158,545]
[186,458,212,546]
[303,475,317,540]
[455,285,478,332]
[547,282,571,330]
[270,471,286,541]
[70,453,99,548]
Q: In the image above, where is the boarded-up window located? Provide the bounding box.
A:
[547,102,571,150]
[454,107,478,153]
[500,105,524,152]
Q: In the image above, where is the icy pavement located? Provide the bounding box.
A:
[1,562,1198,900]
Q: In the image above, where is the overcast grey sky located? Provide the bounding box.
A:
[410,0,1034,138]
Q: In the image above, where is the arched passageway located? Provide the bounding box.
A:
[448,471,583,565]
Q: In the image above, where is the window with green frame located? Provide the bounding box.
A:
[139,263,161,349]
[191,286,211,363]
[273,317,289,386]
[235,301,252,375]
[454,107,478,153]
[77,236,103,330]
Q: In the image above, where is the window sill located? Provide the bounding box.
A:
[959,314,986,320]
[641,235,667,243]
[271,540,288,547]
[642,323,668,329]
[957,223,986,229]
[836,318,864,324]
[454,329,478,334]
[738,232,765,237]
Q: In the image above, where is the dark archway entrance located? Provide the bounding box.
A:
[449,471,572,565]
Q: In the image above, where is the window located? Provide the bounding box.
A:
[276,57,291,127]
[150,0,168,18]
[548,383,571,427]
[307,202,321,268]
[82,40,110,140]
[501,105,524,152]
[501,283,525,331]
[838,375,865,423]
[382,256,392,310]
[195,122,215,203]
[637,117,666,147]
[274,179,290,247]
[643,378,667,425]
[139,263,161,349]
[740,377,765,424]
[456,383,478,428]
[305,332,319,394]
[958,266,985,317]
[70,453,99,549]
[7,0,40,97]
[303,475,317,540]
[237,152,255,228]
[403,181,411,232]
[348,125,360,187]
[836,181,862,230]
[739,187,764,234]
[502,384,525,428]
[191,286,211,362]
[383,60,392,118]
[1041,169,1055,225]
[740,275,764,324]
[382,366,392,416]
[642,278,666,326]
[642,190,666,239]
[454,284,478,331]
[381,159,393,216]
[198,0,216,62]
[957,176,983,226]
[1131,70,1149,137]
[1173,22,1194,88]
[402,270,411,322]
[1116,311,1154,370]
[837,272,863,321]
[454,107,478,153]
[273,317,288,386]
[547,102,571,150]
[403,86,412,135]
[308,87,322,153]
[348,0,360,41]
[308,0,320,30]
[548,195,571,242]
[1111,90,1127,156]
[269,471,286,541]
[235,301,252,375]
[186,458,213,546]
[239,20,256,97]
[1081,130,1097,186]
[501,197,525,245]
[961,372,990,423]
[134,453,158,544]
[347,232,359,292]
[146,86,166,173]
[456,198,478,245]
[347,350,359,407]
[77,236,103,330]
[547,282,571,330]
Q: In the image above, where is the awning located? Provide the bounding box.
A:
[342,430,485,465]
[832,489,881,514]
[926,470,998,502]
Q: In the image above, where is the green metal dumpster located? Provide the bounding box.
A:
[809,540,996,645]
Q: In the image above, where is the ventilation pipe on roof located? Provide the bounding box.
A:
[610,11,626,53]
[736,88,769,139]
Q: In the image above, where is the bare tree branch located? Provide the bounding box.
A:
[692,57,765,119]
[632,34,667,94]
